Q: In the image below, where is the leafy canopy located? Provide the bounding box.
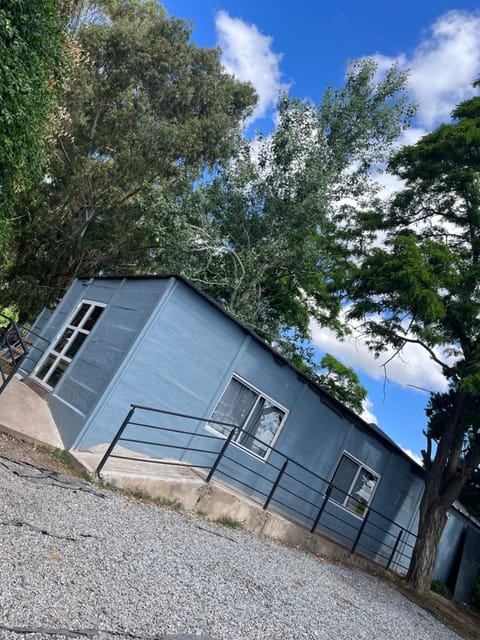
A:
[347,81,480,592]
[0,0,64,234]
[1,0,256,318]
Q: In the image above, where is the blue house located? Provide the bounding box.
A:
[20,275,480,597]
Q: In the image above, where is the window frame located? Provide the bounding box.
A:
[329,451,380,519]
[32,299,106,391]
[206,374,289,462]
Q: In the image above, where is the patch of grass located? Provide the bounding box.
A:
[431,578,453,600]
[471,577,480,612]
[37,445,91,481]
[97,481,183,511]
[214,515,244,529]
[196,510,207,519]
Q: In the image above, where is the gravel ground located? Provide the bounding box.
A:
[0,455,463,640]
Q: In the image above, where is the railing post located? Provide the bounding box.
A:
[206,427,236,483]
[386,527,404,571]
[96,406,135,477]
[263,459,288,510]
[351,507,371,554]
[310,484,332,533]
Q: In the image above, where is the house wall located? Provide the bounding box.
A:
[24,278,170,448]
[73,279,424,566]
[432,507,480,604]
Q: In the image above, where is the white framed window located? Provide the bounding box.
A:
[207,375,288,460]
[33,300,106,390]
[329,453,379,518]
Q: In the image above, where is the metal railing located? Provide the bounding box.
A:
[0,314,32,392]
[96,405,417,574]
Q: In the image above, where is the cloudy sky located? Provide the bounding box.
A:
[164,0,480,461]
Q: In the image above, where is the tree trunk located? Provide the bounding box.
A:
[406,493,448,593]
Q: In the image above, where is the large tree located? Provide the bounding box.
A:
[0,0,65,244]
[142,59,416,346]
[2,0,256,319]
[348,81,480,592]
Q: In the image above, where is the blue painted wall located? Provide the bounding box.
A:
[24,277,169,448]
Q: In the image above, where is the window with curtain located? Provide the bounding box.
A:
[208,376,287,459]
[329,453,379,517]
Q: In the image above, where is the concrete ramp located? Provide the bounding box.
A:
[0,377,64,449]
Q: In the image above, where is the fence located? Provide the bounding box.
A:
[96,404,418,574]
[0,313,51,394]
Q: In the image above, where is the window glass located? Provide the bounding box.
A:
[34,300,105,389]
[208,376,286,459]
[64,332,87,358]
[330,454,378,518]
[46,358,69,387]
[70,303,90,327]
[36,354,57,381]
[330,455,358,505]
[210,378,257,437]
[347,469,377,516]
[239,399,285,457]
[53,328,74,354]
[82,305,104,331]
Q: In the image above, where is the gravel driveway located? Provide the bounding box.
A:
[0,455,462,640]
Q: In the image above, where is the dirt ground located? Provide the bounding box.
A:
[0,430,479,640]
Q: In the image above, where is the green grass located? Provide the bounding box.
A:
[214,515,244,529]
[37,445,91,481]
[38,445,184,511]
[431,578,453,600]
[97,481,183,511]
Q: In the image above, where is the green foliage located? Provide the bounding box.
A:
[99,481,183,510]
[347,79,480,592]
[316,353,367,414]
[459,468,480,519]
[471,576,480,611]
[0,0,64,245]
[431,578,453,600]
[214,516,244,529]
[1,0,256,319]
[141,58,414,346]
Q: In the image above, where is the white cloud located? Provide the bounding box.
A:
[215,11,289,123]
[374,11,480,129]
[401,447,423,467]
[360,397,377,425]
[309,315,450,394]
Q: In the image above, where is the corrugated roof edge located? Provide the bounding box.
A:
[79,274,422,473]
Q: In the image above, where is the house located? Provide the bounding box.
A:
[19,275,480,599]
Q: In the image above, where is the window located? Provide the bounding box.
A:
[330,453,379,518]
[207,376,287,459]
[34,300,105,390]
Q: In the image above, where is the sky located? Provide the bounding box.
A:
[163,0,480,462]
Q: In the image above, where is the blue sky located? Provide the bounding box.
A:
[163,1,480,461]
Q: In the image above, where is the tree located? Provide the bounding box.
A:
[142,59,416,348]
[316,353,367,414]
[347,81,480,592]
[0,0,64,243]
[459,468,480,519]
[1,0,256,319]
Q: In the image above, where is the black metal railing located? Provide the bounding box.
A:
[0,313,52,394]
[96,405,418,574]
[0,314,30,392]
